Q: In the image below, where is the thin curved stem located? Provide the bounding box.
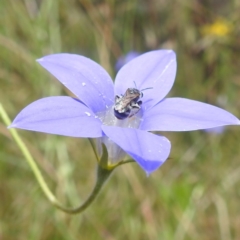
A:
[54,166,113,214]
[0,103,56,202]
[0,103,113,214]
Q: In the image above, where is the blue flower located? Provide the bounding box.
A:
[115,51,140,71]
[10,50,240,174]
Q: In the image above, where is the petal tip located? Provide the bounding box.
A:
[36,58,43,63]
[167,49,175,54]
[7,124,15,129]
[145,171,151,177]
[165,49,176,58]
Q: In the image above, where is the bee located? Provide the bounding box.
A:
[114,82,152,120]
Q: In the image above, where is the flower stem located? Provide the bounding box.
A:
[0,103,113,214]
[55,166,113,214]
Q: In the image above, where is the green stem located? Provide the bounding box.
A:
[0,103,113,214]
[55,166,113,214]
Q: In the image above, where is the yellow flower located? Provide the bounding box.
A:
[201,18,232,37]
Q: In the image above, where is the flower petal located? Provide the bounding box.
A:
[114,50,177,110]
[141,98,240,131]
[37,54,114,113]
[10,97,103,137]
[102,125,171,174]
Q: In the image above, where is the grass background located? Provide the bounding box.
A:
[0,0,240,239]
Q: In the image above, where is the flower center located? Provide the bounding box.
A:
[96,105,142,163]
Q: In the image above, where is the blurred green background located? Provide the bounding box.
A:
[1,0,240,239]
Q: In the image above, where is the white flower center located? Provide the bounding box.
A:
[96,105,142,163]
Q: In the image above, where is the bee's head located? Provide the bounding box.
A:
[128,88,141,95]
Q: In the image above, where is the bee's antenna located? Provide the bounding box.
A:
[141,87,153,92]
[133,81,153,92]
[133,81,137,89]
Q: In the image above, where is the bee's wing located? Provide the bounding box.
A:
[118,89,140,109]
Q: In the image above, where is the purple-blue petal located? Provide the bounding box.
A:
[37,54,115,113]
[114,50,177,111]
[10,97,103,138]
[102,125,171,174]
[141,98,240,131]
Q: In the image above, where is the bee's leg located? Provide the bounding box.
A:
[137,100,142,106]
[115,94,122,103]
[129,101,141,118]
[114,108,130,119]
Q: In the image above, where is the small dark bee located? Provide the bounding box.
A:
[114,82,152,120]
